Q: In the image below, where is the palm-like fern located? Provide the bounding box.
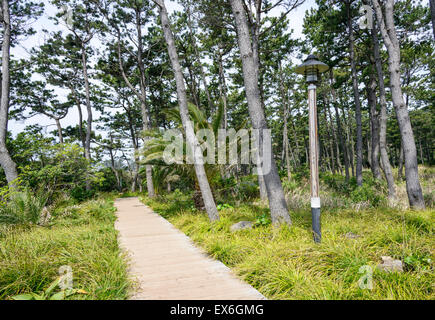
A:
[141,103,226,199]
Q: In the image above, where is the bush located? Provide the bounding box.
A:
[236,181,259,200]
[70,186,95,203]
[349,184,385,207]
[0,189,48,225]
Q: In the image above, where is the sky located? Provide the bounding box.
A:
[9,0,317,138]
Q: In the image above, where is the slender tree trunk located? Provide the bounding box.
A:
[346,0,363,186]
[217,48,228,129]
[230,0,291,226]
[341,102,354,178]
[109,134,121,191]
[367,72,381,179]
[81,45,92,163]
[322,96,336,174]
[71,87,86,150]
[155,0,219,221]
[372,0,425,209]
[81,43,93,191]
[371,20,396,199]
[327,98,342,173]
[0,0,18,185]
[55,118,64,144]
[278,61,291,181]
[330,70,349,179]
[289,113,301,167]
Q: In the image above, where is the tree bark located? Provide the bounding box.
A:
[371,21,396,199]
[230,0,291,226]
[154,0,219,222]
[55,118,64,144]
[372,0,425,209]
[70,87,86,150]
[81,44,92,163]
[0,0,18,185]
[346,0,363,186]
[367,71,381,179]
[217,48,228,129]
[109,134,121,191]
[278,61,291,181]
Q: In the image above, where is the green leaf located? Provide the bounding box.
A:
[44,278,61,296]
[11,293,36,300]
[49,291,65,300]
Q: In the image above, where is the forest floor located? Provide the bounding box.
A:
[141,169,434,300]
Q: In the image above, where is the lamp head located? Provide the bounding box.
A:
[295,54,329,84]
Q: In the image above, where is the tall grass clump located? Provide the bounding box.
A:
[0,196,130,300]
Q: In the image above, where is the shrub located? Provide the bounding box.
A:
[235,181,259,200]
[70,186,95,203]
[349,184,385,207]
[0,189,48,225]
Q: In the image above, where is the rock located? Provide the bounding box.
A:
[377,256,404,273]
[344,232,361,239]
[230,221,253,232]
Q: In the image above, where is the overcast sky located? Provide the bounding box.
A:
[10,0,317,138]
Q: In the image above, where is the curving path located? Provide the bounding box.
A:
[114,197,265,300]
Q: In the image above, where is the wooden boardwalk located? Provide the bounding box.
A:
[114,197,265,300]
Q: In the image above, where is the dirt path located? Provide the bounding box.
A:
[114,197,265,300]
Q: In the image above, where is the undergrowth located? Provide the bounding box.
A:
[141,192,434,300]
[0,196,130,300]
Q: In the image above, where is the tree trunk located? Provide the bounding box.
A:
[398,142,404,181]
[217,48,228,130]
[71,87,86,150]
[155,0,219,222]
[278,61,291,181]
[367,72,381,179]
[0,0,18,185]
[330,70,348,179]
[134,9,155,198]
[372,0,425,209]
[230,0,291,226]
[81,45,92,163]
[109,134,121,191]
[326,95,342,173]
[371,21,396,199]
[55,118,64,144]
[346,0,363,186]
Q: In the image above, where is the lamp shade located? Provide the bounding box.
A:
[295,55,329,75]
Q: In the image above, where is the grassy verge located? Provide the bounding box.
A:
[141,193,434,300]
[0,195,130,300]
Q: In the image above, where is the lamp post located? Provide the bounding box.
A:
[296,54,329,243]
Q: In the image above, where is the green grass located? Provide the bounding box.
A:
[141,193,434,300]
[0,197,130,300]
